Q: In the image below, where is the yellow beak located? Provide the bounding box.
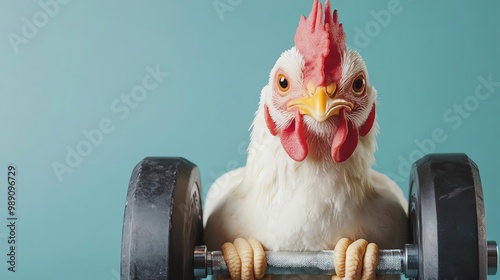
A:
[287,84,354,122]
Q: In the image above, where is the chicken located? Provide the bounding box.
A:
[203,1,408,279]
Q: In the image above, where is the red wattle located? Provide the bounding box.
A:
[331,109,359,163]
[281,111,308,161]
[359,104,376,137]
[264,105,278,136]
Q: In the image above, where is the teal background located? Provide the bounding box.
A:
[0,0,499,279]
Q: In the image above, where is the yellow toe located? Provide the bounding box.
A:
[234,238,254,280]
[361,243,378,280]
[248,237,267,279]
[334,238,352,278]
[221,242,241,280]
[345,239,369,279]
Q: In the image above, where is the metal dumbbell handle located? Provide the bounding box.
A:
[194,241,498,278]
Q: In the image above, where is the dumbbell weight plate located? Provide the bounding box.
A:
[121,157,203,280]
[409,153,487,279]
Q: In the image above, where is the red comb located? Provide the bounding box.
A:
[294,0,346,86]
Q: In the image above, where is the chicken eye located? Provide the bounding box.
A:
[352,75,366,96]
[276,74,290,94]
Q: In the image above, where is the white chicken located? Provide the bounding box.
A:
[204,1,408,279]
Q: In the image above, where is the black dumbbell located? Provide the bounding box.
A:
[120,154,498,279]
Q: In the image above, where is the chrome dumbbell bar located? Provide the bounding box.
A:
[194,242,498,278]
